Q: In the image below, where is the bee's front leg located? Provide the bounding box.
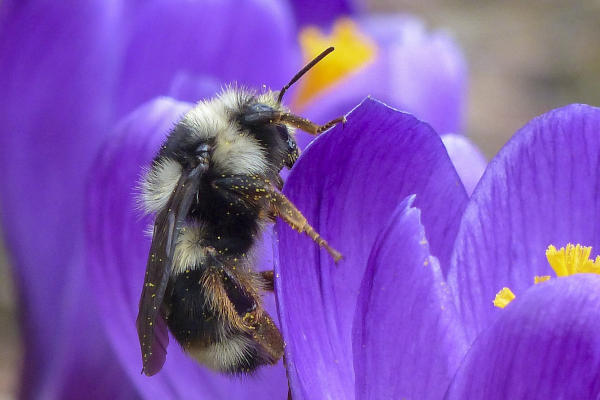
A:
[277,113,346,135]
[240,105,345,136]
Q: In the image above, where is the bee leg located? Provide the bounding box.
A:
[212,176,342,262]
[259,270,274,291]
[267,190,342,262]
[240,105,345,136]
[278,113,346,135]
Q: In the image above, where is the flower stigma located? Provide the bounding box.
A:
[493,243,600,308]
[293,18,377,109]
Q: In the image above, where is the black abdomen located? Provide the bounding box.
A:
[165,266,283,373]
[165,269,222,348]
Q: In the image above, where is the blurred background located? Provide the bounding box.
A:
[1,0,600,398]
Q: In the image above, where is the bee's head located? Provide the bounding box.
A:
[238,101,300,173]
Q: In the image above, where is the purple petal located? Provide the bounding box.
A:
[116,0,300,117]
[167,73,222,104]
[447,104,600,340]
[363,15,467,135]
[441,134,487,195]
[446,275,600,399]
[296,15,467,150]
[288,0,361,27]
[0,1,127,397]
[276,98,468,399]
[353,196,468,400]
[87,97,288,399]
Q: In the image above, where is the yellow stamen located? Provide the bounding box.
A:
[293,18,377,109]
[546,243,600,276]
[493,244,600,309]
[493,287,516,309]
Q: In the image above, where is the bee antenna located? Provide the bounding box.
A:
[277,46,334,104]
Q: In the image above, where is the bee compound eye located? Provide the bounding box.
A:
[276,125,289,141]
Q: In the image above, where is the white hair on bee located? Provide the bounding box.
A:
[139,157,182,214]
[188,334,255,372]
[211,130,268,176]
[171,223,210,275]
[180,87,271,176]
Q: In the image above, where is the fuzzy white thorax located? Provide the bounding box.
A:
[181,88,271,175]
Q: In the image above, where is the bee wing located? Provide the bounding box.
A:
[136,206,174,376]
[136,163,207,376]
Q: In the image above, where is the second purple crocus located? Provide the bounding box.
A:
[277,99,600,399]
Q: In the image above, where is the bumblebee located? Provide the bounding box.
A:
[137,48,343,376]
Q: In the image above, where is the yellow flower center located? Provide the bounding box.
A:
[493,243,600,308]
[292,18,377,109]
[546,243,600,276]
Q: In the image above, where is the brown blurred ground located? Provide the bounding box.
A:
[2,1,600,398]
[0,234,19,400]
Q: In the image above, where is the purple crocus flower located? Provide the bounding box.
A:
[0,0,480,398]
[84,96,485,399]
[277,99,600,399]
[82,21,479,400]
